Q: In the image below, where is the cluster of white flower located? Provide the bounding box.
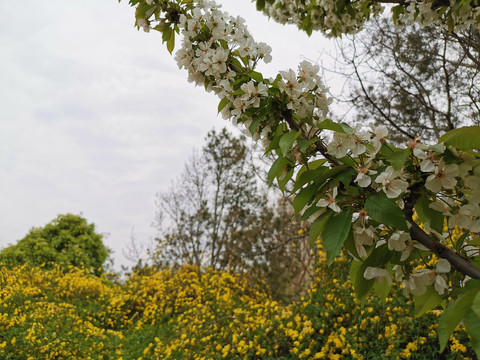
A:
[154,0,331,142]
[174,1,271,89]
[365,259,451,296]
[314,124,480,295]
[278,61,331,121]
[260,0,383,36]
[259,0,479,36]
[397,0,480,31]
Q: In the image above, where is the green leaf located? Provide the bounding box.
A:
[247,70,263,83]
[297,138,317,153]
[167,31,175,53]
[267,87,280,96]
[279,131,301,156]
[218,39,228,50]
[333,167,355,187]
[300,205,323,221]
[277,167,294,193]
[248,116,263,136]
[438,287,480,352]
[365,193,408,231]
[314,165,350,187]
[267,157,288,185]
[309,210,333,247]
[373,276,391,303]
[414,286,444,317]
[414,194,444,233]
[217,98,229,113]
[322,210,353,264]
[464,309,480,359]
[438,126,480,150]
[231,58,244,72]
[454,232,469,252]
[292,166,328,193]
[293,183,319,215]
[343,230,359,258]
[386,149,410,171]
[350,260,374,302]
[162,25,172,43]
[472,290,480,318]
[232,75,250,87]
[317,119,346,133]
[256,0,266,11]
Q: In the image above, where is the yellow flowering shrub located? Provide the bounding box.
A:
[0,253,475,360]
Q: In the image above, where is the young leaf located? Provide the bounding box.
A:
[309,210,333,247]
[292,166,328,193]
[256,0,266,10]
[386,149,410,171]
[350,260,374,302]
[293,183,319,215]
[464,309,480,359]
[373,276,391,302]
[217,98,229,113]
[277,167,294,193]
[414,194,444,233]
[333,167,355,187]
[297,138,317,153]
[279,131,301,156]
[247,70,264,83]
[322,210,353,264]
[267,157,287,185]
[166,30,175,53]
[317,119,346,133]
[162,25,172,43]
[438,287,480,352]
[438,126,480,150]
[414,286,444,317]
[365,193,408,231]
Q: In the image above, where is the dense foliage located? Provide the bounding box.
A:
[0,246,475,359]
[0,214,109,274]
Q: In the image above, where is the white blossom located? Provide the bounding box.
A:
[364,267,392,286]
[317,187,341,213]
[425,160,459,193]
[375,166,409,198]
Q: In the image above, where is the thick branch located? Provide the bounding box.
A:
[404,194,480,279]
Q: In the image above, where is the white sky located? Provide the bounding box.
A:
[0,0,338,269]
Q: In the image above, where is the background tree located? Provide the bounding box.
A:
[152,128,312,300]
[333,18,480,143]
[0,214,109,274]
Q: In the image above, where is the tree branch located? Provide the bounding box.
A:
[404,192,480,279]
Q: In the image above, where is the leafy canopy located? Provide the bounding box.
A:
[0,214,109,274]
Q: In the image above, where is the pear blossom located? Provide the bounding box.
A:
[404,259,451,296]
[387,231,410,252]
[353,225,377,258]
[432,259,451,295]
[375,166,409,198]
[317,187,341,213]
[404,269,434,296]
[326,133,355,158]
[425,159,459,193]
[413,148,438,172]
[364,267,392,286]
[354,167,372,187]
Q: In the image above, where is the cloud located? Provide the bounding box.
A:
[0,0,337,269]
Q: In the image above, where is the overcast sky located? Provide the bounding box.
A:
[0,0,337,269]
